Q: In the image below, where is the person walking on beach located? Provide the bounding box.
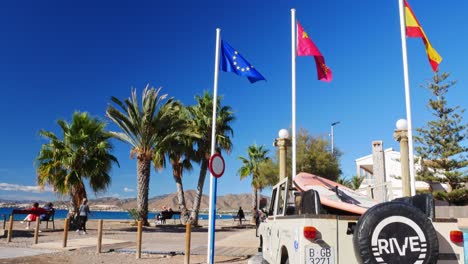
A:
[254,206,261,237]
[76,198,91,234]
[236,207,245,225]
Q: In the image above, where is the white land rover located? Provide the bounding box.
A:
[258,177,465,264]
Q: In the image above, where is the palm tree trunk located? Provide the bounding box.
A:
[68,184,87,230]
[190,158,209,226]
[68,184,87,216]
[137,157,151,226]
[251,186,257,224]
[173,163,189,224]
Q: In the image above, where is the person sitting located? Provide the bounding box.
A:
[154,212,162,224]
[20,202,48,230]
[40,202,54,221]
[160,206,168,224]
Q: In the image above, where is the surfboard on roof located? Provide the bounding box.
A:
[293,172,378,215]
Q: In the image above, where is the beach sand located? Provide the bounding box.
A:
[0,219,258,264]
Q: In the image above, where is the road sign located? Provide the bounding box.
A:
[209,153,225,178]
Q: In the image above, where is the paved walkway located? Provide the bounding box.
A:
[32,238,131,251]
[2,227,261,260]
[119,228,259,257]
[0,247,56,259]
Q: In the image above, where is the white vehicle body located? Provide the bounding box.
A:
[258,178,465,264]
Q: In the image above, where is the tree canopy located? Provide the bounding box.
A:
[36,112,118,216]
[291,128,342,181]
[415,72,467,204]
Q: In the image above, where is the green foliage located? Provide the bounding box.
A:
[336,176,352,188]
[336,175,364,190]
[187,91,235,224]
[106,85,179,225]
[238,144,270,189]
[188,91,235,160]
[288,128,342,181]
[127,208,139,224]
[414,72,467,192]
[433,189,468,205]
[415,189,432,195]
[350,175,365,190]
[238,144,270,213]
[36,112,118,214]
[257,159,279,187]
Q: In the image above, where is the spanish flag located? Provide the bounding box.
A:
[297,21,332,82]
[404,0,442,72]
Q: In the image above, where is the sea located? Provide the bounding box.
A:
[0,207,234,221]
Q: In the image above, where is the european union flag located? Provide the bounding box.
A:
[220,40,266,83]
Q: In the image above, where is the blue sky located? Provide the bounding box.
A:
[0,0,466,201]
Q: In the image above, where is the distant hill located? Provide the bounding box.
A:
[122,190,270,213]
[1,190,270,213]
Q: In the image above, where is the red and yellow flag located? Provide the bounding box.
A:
[404,0,442,72]
[297,21,332,82]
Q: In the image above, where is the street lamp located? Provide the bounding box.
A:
[330,121,340,155]
[394,118,410,197]
[274,129,291,182]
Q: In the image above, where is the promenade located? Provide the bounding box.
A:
[0,219,260,263]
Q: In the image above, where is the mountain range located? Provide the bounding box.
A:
[0,190,270,213]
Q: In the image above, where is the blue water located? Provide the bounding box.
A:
[0,207,234,221]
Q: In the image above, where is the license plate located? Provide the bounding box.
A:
[306,245,335,264]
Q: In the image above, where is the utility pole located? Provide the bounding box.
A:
[330,121,340,155]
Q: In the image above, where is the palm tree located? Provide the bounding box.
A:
[350,175,364,190]
[336,176,352,188]
[238,144,270,219]
[36,112,118,217]
[106,85,180,226]
[188,91,235,225]
[165,106,199,223]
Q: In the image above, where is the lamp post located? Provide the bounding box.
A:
[274,129,291,182]
[330,121,340,155]
[394,119,411,197]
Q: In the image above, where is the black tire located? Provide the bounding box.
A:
[353,202,438,264]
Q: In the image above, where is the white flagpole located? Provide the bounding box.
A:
[207,27,221,264]
[398,0,416,196]
[291,8,297,180]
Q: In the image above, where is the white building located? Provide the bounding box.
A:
[355,148,430,199]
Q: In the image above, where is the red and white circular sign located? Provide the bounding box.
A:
[209,153,225,178]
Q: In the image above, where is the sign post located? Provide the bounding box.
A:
[207,153,225,263]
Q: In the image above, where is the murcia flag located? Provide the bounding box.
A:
[297,21,332,82]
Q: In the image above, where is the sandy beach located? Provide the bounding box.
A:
[0,219,259,264]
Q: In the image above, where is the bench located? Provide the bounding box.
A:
[232,215,247,225]
[12,209,55,230]
[157,211,181,224]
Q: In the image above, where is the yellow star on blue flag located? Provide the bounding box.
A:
[220,40,266,83]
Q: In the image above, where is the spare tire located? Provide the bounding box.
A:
[353,202,438,264]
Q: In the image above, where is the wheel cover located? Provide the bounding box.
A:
[371,216,427,263]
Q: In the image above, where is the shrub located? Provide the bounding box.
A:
[433,189,468,205]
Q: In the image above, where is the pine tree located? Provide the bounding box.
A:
[414,72,467,204]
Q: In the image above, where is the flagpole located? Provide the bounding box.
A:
[398,0,416,196]
[291,8,297,180]
[207,27,221,264]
